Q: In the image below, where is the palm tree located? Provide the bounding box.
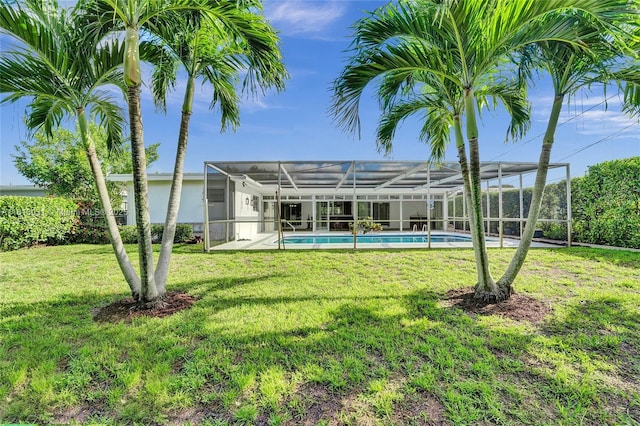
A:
[83,0,286,304]
[143,8,287,292]
[80,0,201,305]
[498,15,640,288]
[0,0,142,298]
[332,0,634,302]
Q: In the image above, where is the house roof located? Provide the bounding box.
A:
[205,160,568,194]
[108,173,204,182]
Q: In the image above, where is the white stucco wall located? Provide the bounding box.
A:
[124,176,204,231]
[234,189,260,240]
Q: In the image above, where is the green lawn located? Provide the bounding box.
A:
[1,245,639,425]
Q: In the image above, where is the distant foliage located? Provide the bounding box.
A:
[573,157,640,249]
[0,196,76,250]
[536,181,569,240]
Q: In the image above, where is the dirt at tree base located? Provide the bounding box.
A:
[93,291,197,323]
[443,287,551,323]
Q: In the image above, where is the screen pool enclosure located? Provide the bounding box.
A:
[203,160,572,250]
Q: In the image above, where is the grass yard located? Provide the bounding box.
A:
[0,245,639,425]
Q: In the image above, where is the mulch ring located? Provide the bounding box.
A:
[93,291,197,323]
[442,287,551,323]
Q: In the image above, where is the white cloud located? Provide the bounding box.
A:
[531,92,623,115]
[558,109,638,137]
[265,0,346,37]
[531,90,636,137]
[240,97,270,113]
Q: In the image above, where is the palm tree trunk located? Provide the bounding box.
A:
[464,89,504,302]
[453,115,475,232]
[155,75,195,291]
[127,83,161,305]
[77,108,142,300]
[498,94,564,288]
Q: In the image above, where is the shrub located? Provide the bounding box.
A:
[115,224,194,244]
[173,224,194,243]
[349,217,383,234]
[154,224,194,243]
[66,200,110,244]
[0,196,77,250]
[118,225,139,244]
[539,223,567,240]
[573,157,640,249]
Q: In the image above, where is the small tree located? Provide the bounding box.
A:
[498,12,639,288]
[14,124,159,205]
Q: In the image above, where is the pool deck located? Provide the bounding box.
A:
[209,231,560,250]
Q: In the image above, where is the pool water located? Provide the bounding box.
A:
[279,233,473,245]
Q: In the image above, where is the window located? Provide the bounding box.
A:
[207,188,224,202]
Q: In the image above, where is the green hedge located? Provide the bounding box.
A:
[448,189,535,235]
[118,224,194,244]
[0,196,77,250]
[573,157,640,249]
[70,222,195,245]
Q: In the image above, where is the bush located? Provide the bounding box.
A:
[0,196,77,250]
[573,157,640,249]
[173,224,194,243]
[66,200,110,244]
[119,225,139,244]
[539,223,567,240]
[115,224,194,244]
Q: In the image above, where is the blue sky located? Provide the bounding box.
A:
[1,0,638,189]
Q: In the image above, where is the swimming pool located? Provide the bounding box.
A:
[278,233,474,245]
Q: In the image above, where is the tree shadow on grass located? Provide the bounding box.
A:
[172,273,290,293]
[2,284,638,425]
[533,296,640,423]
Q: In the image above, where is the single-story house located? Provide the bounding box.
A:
[107,172,205,235]
[0,184,47,197]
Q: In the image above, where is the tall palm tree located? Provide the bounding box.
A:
[498,15,640,288]
[144,8,287,292]
[80,0,203,305]
[83,0,286,304]
[332,0,634,302]
[369,50,530,263]
[0,0,142,299]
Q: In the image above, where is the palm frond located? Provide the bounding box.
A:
[0,0,127,152]
[376,94,452,158]
[420,104,454,162]
[25,95,70,139]
[201,63,240,132]
[89,94,127,153]
[141,39,178,112]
